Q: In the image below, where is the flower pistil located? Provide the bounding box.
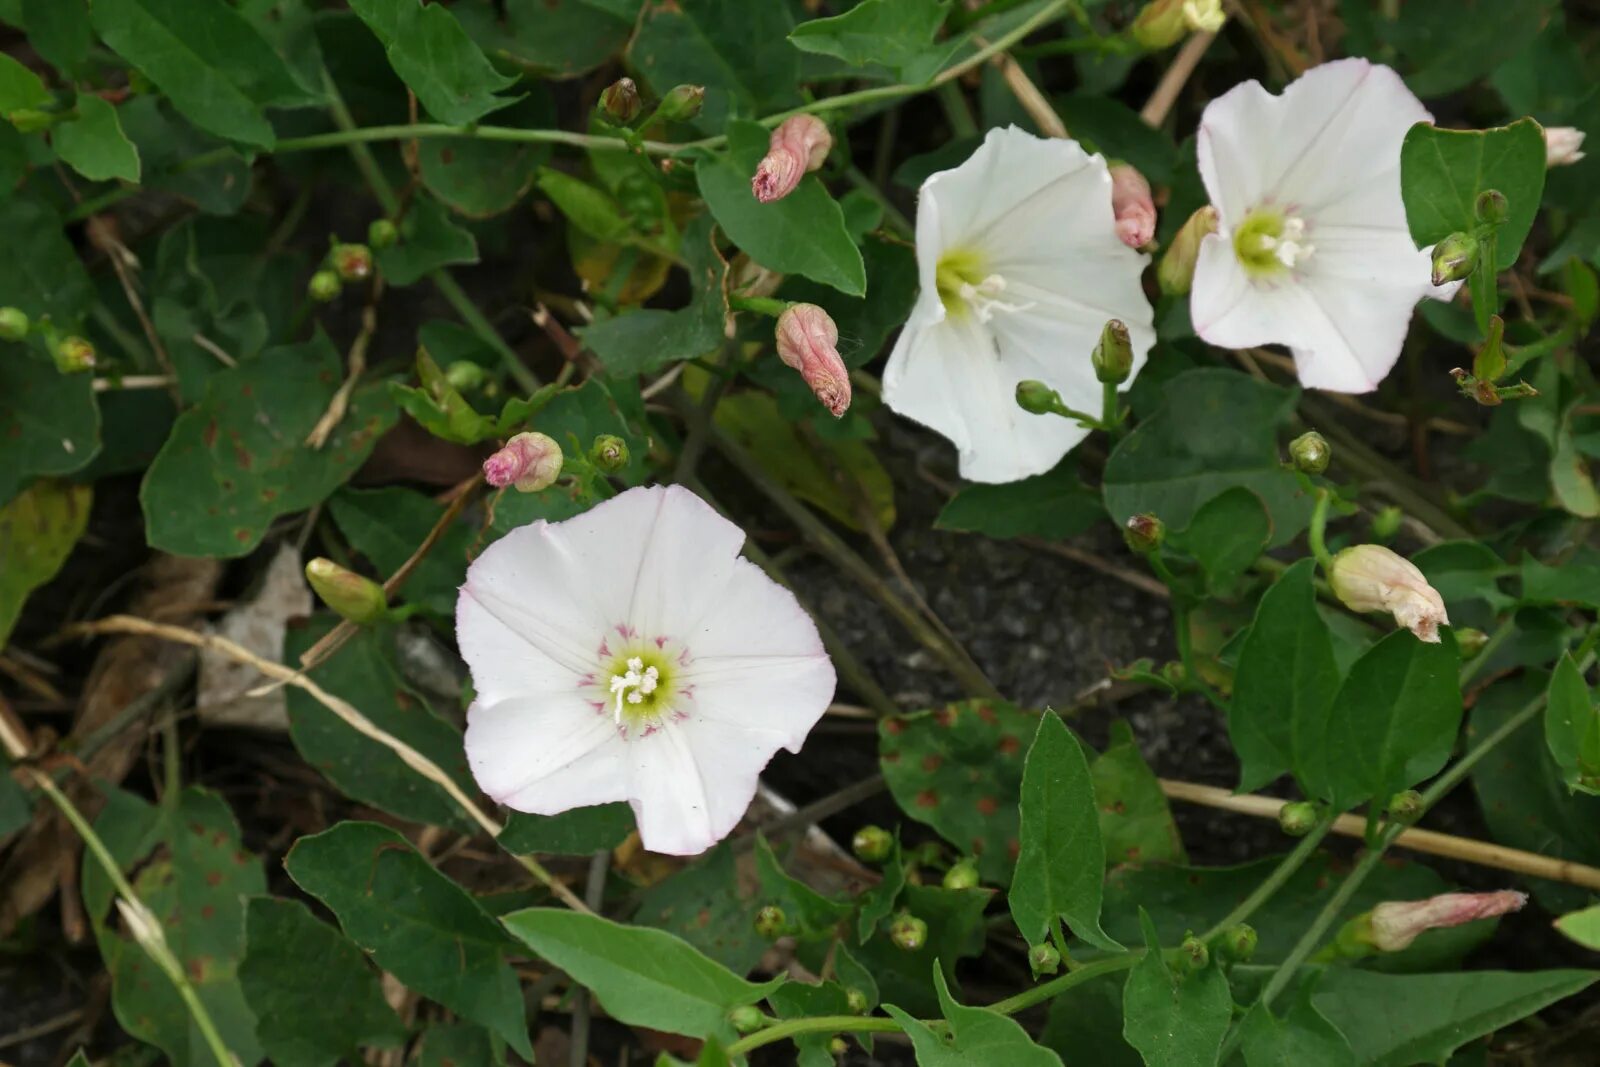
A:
[935,249,1032,323]
[1233,207,1314,277]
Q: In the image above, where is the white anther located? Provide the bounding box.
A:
[957,273,1034,324]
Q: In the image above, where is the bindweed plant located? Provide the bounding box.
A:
[5,1,1600,1065]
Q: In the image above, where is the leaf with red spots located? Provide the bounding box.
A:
[1091,720,1186,870]
[80,786,266,1067]
[878,699,1035,884]
[141,333,398,558]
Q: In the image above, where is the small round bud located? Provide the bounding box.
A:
[589,434,629,472]
[367,218,398,249]
[308,270,342,303]
[1130,0,1187,49]
[599,77,642,124]
[657,84,706,123]
[851,825,893,863]
[0,307,29,341]
[1123,513,1165,554]
[1455,627,1489,658]
[330,243,373,283]
[845,988,869,1015]
[53,336,95,374]
[1160,660,1187,688]
[1288,430,1331,475]
[1218,923,1257,962]
[1178,934,1209,972]
[1092,319,1134,384]
[1386,789,1424,824]
[942,859,979,891]
[829,1038,849,1056]
[889,913,927,952]
[1029,943,1062,975]
[754,905,787,940]
[444,360,487,392]
[1015,379,1060,415]
[727,1005,766,1034]
[1474,189,1509,226]
[1370,505,1403,543]
[1278,800,1318,837]
[305,558,387,624]
[1431,232,1479,287]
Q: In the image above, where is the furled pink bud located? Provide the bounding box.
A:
[1545,126,1586,167]
[483,431,563,492]
[1368,891,1527,952]
[751,116,833,204]
[775,303,850,417]
[1328,544,1449,643]
[1109,164,1156,249]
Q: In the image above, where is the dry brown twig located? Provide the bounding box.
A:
[63,614,593,914]
[306,301,379,449]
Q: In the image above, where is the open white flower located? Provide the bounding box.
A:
[884,126,1155,484]
[457,485,836,856]
[1192,59,1456,393]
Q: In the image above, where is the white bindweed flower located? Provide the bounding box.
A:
[1192,59,1457,393]
[457,485,836,856]
[1328,543,1449,643]
[884,126,1155,483]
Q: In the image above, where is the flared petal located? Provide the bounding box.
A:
[626,720,788,855]
[1197,59,1430,227]
[465,693,628,812]
[922,126,1107,251]
[616,484,747,641]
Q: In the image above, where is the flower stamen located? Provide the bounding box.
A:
[609,656,662,722]
[1234,208,1315,278]
[935,249,1035,322]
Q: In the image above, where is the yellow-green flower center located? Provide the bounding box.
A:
[934,247,1030,323]
[608,650,675,725]
[1233,207,1314,278]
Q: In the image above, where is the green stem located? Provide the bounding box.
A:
[29,772,236,1067]
[1459,615,1516,687]
[986,952,1141,1016]
[726,1016,905,1057]
[937,81,979,138]
[1198,815,1336,942]
[844,164,914,236]
[729,295,791,318]
[1101,380,1124,437]
[1307,489,1335,573]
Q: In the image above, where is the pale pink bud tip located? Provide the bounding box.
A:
[752,116,833,204]
[1545,126,1586,168]
[776,303,851,417]
[1369,890,1527,952]
[483,431,564,493]
[1328,544,1449,643]
[1109,164,1157,250]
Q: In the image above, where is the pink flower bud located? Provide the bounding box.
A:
[1545,126,1586,167]
[483,431,564,492]
[1328,544,1449,643]
[1368,890,1527,952]
[1109,164,1156,249]
[752,116,833,204]
[776,303,851,417]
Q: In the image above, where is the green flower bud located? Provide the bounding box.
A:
[444,360,488,392]
[305,558,387,624]
[1178,934,1209,972]
[599,77,642,124]
[1431,232,1479,287]
[1015,379,1060,415]
[1370,505,1403,543]
[656,84,706,123]
[1474,189,1509,226]
[308,270,342,303]
[53,336,95,374]
[1455,627,1488,658]
[1029,943,1062,975]
[829,1037,849,1056]
[1130,0,1187,49]
[1278,800,1318,837]
[1159,206,1218,296]
[1219,923,1257,962]
[330,243,374,283]
[1160,660,1187,687]
[1091,318,1134,385]
[0,307,29,342]
[367,218,399,249]
[728,1005,766,1034]
[1386,789,1424,824]
[845,987,869,1014]
[1288,430,1331,475]
[852,825,893,863]
[942,858,980,891]
[589,433,629,472]
[889,912,928,951]
[1123,513,1164,554]
[754,904,787,940]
